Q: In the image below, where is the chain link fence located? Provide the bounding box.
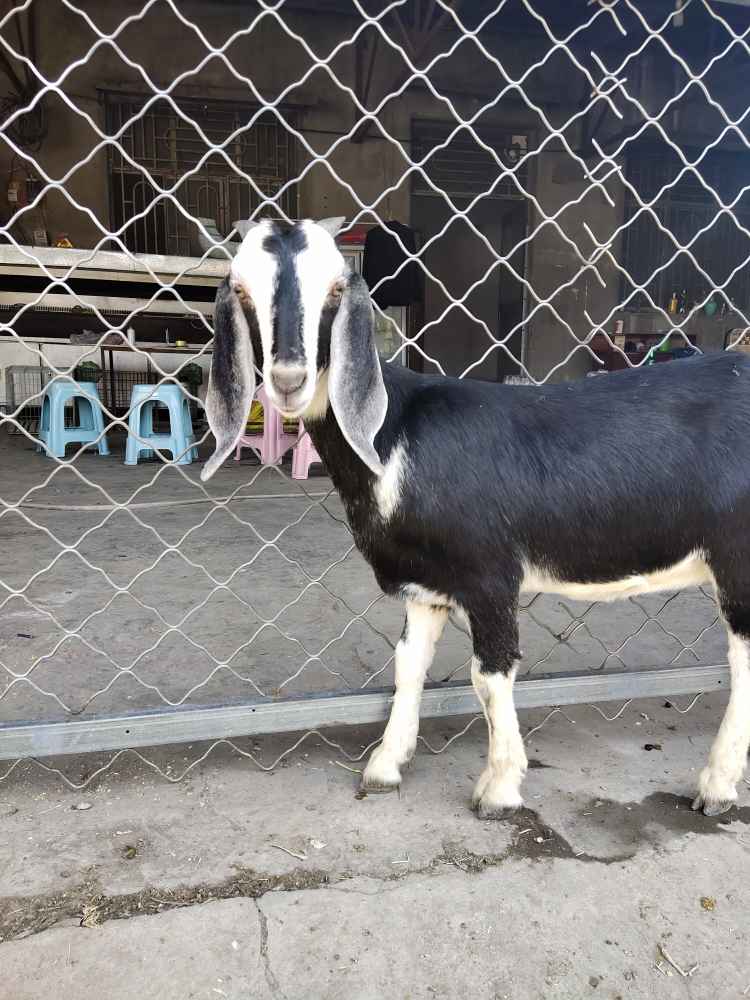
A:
[1,0,744,782]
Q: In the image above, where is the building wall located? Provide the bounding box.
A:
[0,1,628,384]
[524,152,623,382]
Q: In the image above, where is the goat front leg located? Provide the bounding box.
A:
[693,628,750,815]
[362,601,448,792]
[469,604,527,819]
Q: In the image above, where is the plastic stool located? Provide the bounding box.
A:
[125,384,198,466]
[37,380,110,458]
[292,421,323,480]
[234,385,296,465]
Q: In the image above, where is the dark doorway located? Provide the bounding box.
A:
[409,119,529,381]
[411,194,527,381]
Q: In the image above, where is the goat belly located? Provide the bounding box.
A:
[520,552,713,602]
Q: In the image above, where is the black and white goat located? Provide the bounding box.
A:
[201,217,750,819]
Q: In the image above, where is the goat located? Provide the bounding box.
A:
[201,217,750,819]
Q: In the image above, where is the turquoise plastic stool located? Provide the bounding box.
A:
[37,380,110,458]
[125,384,198,466]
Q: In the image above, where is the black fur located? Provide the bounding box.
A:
[306,350,750,671]
[263,224,308,362]
[201,277,258,482]
[211,278,245,410]
[205,222,750,815]
[327,272,388,474]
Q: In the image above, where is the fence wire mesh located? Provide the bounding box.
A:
[0,0,745,782]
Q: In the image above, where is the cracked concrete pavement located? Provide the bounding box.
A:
[1,696,750,999]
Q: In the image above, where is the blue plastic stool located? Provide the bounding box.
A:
[125,384,198,466]
[37,380,110,458]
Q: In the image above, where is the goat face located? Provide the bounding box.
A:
[201,218,388,482]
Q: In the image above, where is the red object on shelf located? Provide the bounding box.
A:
[336,224,371,246]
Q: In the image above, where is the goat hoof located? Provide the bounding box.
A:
[692,767,738,816]
[473,800,522,821]
[471,768,523,819]
[360,777,400,794]
[691,794,734,817]
[361,749,403,793]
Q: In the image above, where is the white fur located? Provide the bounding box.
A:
[294,220,347,402]
[231,220,277,364]
[362,602,448,789]
[231,219,346,418]
[521,551,712,602]
[400,583,455,608]
[399,555,712,607]
[695,630,750,808]
[470,660,527,815]
[302,369,330,421]
[374,442,407,521]
[399,584,470,632]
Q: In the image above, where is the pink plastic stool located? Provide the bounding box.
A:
[292,421,323,480]
[234,385,296,465]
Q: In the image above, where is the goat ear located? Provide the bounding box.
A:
[317,216,346,238]
[328,271,387,476]
[233,219,259,240]
[201,277,256,482]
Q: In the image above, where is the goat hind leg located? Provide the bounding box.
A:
[470,605,527,819]
[693,626,750,816]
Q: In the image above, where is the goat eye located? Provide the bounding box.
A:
[233,283,251,304]
[330,281,345,299]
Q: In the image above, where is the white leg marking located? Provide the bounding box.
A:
[362,602,448,791]
[471,659,527,818]
[693,629,750,815]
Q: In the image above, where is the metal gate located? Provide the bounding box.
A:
[1,0,743,783]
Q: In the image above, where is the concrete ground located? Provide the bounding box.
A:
[1,697,750,999]
[1,425,748,998]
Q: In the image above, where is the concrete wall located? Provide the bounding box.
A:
[523,152,623,382]
[6,1,736,385]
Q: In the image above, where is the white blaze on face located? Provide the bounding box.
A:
[295,220,348,384]
[230,220,277,361]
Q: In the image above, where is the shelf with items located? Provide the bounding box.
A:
[590,332,699,372]
[724,329,750,353]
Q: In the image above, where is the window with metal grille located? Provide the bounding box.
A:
[411,120,529,200]
[104,93,299,256]
[621,143,750,312]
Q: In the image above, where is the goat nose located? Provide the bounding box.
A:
[271,366,307,396]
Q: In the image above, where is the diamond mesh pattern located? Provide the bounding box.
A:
[0,0,742,781]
